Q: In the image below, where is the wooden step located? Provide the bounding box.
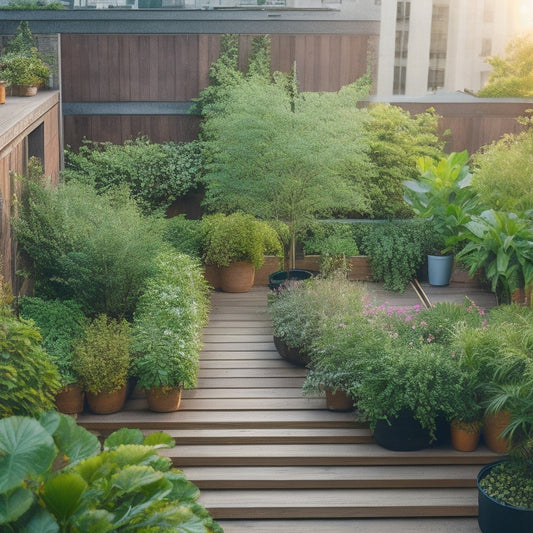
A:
[202,334,275,343]
[205,327,273,335]
[182,464,481,489]
[182,388,311,399]
[196,377,305,388]
[203,342,276,351]
[216,518,480,533]
[77,409,359,431]
[198,368,307,378]
[206,321,272,329]
[201,351,280,360]
[200,359,299,369]
[198,487,478,519]
[161,443,499,468]
[144,427,373,445]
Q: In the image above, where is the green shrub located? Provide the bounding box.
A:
[161,215,202,257]
[64,137,203,215]
[73,315,131,395]
[132,250,210,390]
[472,127,533,213]
[201,212,282,269]
[18,297,88,387]
[14,168,163,318]
[0,412,223,532]
[0,307,60,419]
[361,219,436,291]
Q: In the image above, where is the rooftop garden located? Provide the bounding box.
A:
[1,32,533,531]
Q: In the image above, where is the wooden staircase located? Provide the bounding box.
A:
[78,287,497,532]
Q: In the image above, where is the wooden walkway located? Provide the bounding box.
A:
[78,284,500,532]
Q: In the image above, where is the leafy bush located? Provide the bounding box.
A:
[0,412,223,532]
[132,250,210,390]
[18,297,88,387]
[479,461,533,509]
[161,215,202,258]
[472,125,533,213]
[14,168,163,318]
[364,104,445,219]
[64,137,204,215]
[73,315,131,395]
[361,219,435,291]
[0,306,60,419]
[201,212,282,269]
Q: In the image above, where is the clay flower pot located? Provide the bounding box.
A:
[450,419,481,452]
[483,411,511,453]
[145,386,182,412]
[219,261,255,293]
[55,383,84,415]
[86,386,127,415]
[325,388,353,412]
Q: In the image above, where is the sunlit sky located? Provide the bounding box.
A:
[519,0,533,30]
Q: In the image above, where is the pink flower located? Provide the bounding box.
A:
[338,323,345,328]
[420,321,427,326]
[412,325,416,330]
[409,342,413,346]
[392,332,399,338]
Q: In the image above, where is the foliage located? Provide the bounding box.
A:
[471,123,533,213]
[303,223,359,277]
[13,165,163,318]
[0,0,63,9]
[0,412,222,532]
[18,297,88,387]
[73,315,131,395]
[403,150,480,254]
[201,212,282,269]
[361,219,436,291]
[0,306,60,419]
[478,34,533,97]
[3,22,36,55]
[200,70,372,268]
[268,276,367,355]
[161,215,202,258]
[364,104,446,219]
[479,460,533,509]
[0,50,50,87]
[63,137,204,215]
[132,250,210,390]
[357,343,466,441]
[456,210,533,303]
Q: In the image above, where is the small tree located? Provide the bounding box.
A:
[478,34,533,97]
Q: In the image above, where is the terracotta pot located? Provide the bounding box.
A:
[13,84,38,97]
[450,419,481,452]
[86,386,127,415]
[325,389,353,412]
[219,261,255,293]
[55,383,84,415]
[483,411,511,453]
[145,386,182,412]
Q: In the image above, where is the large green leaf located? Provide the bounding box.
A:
[74,454,105,483]
[104,428,144,449]
[18,506,59,533]
[143,432,175,448]
[0,417,55,492]
[111,465,166,494]
[52,414,100,466]
[38,411,61,438]
[41,472,87,522]
[108,445,157,467]
[165,472,201,502]
[0,486,34,525]
[72,509,115,533]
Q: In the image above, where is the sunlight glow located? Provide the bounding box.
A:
[519,0,533,29]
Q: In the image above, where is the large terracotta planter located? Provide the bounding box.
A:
[450,419,481,452]
[12,84,38,97]
[483,411,511,453]
[55,383,84,415]
[145,386,182,412]
[219,261,255,293]
[86,386,127,415]
[325,388,353,412]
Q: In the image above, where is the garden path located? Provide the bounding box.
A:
[78,284,500,532]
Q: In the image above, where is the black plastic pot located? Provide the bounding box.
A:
[273,336,311,367]
[477,461,533,533]
[373,409,432,451]
[268,269,313,291]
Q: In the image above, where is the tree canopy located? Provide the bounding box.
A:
[478,34,533,97]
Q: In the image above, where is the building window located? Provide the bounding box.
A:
[481,38,492,57]
[393,1,410,95]
[427,4,449,91]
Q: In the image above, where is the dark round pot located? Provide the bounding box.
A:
[268,269,313,291]
[273,335,311,367]
[477,461,533,533]
[373,409,432,451]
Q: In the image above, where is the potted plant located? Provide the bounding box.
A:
[201,212,282,292]
[357,343,465,451]
[132,251,210,412]
[403,150,479,286]
[73,315,131,414]
[18,297,88,415]
[0,50,50,96]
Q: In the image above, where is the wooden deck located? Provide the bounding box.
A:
[78,284,499,532]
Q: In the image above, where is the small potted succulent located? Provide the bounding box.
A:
[73,315,131,414]
[201,212,282,292]
[132,250,209,412]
